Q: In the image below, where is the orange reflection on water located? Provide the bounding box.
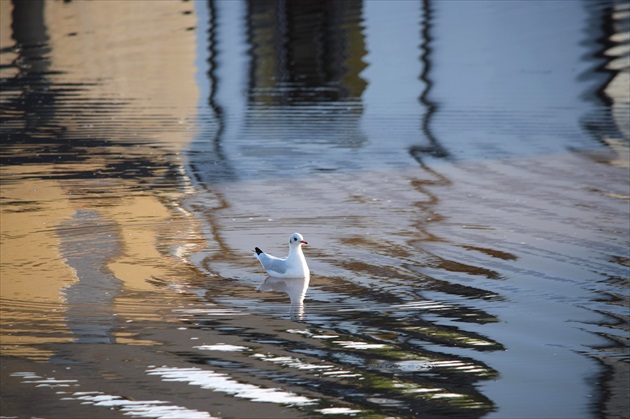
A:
[0,0,204,361]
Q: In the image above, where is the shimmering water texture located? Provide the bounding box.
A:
[1,1,628,419]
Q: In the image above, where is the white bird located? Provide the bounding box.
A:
[254,233,310,278]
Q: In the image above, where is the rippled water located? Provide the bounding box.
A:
[1,1,628,418]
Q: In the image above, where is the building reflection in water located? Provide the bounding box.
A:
[187,0,369,189]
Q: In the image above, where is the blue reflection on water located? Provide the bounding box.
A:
[187,1,626,418]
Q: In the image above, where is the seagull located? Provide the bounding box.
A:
[254,233,310,278]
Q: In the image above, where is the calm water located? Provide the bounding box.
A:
[1,1,629,418]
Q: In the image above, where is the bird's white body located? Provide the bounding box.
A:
[254,233,310,278]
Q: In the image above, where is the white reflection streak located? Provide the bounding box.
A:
[11,372,214,419]
[317,407,363,415]
[174,308,247,316]
[68,392,215,419]
[333,340,388,349]
[251,353,336,371]
[147,366,317,406]
[392,301,449,310]
[194,344,249,351]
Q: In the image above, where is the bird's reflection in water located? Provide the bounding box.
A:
[257,275,310,320]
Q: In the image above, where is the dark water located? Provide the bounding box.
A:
[1,1,628,418]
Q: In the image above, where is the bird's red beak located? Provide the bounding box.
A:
[301,240,308,245]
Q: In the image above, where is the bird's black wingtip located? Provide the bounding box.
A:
[255,247,263,255]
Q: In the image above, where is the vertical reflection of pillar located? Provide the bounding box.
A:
[412,0,449,161]
[4,0,60,162]
[580,2,629,166]
[187,0,236,186]
[361,0,446,164]
[185,0,248,270]
[580,3,629,415]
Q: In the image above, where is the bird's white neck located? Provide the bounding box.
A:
[288,245,304,259]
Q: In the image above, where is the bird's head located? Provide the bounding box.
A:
[289,232,308,246]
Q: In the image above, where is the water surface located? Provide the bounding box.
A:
[1,1,628,418]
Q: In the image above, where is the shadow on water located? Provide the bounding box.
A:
[1,0,628,418]
[59,210,122,344]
